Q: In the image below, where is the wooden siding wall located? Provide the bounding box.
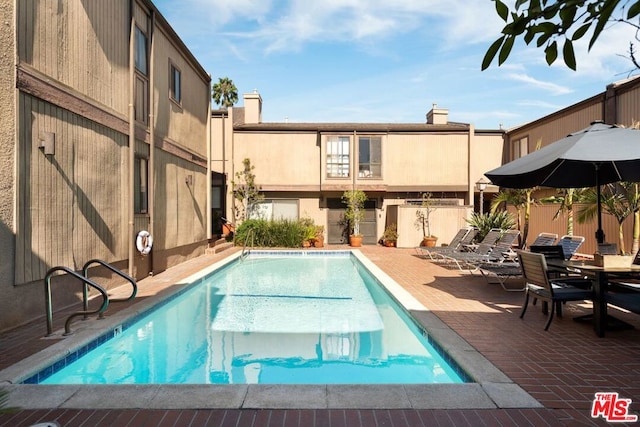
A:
[616,83,640,126]
[153,150,207,251]
[16,94,128,284]
[511,204,634,256]
[153,25,209,158]
[508,102,604,156]
[17,0,130,117]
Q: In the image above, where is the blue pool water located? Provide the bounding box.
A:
[39,251,467,385]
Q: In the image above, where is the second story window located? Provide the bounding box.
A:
[326,136,350,178]
[170,63,181,104]
[513,137,528,159]
[135,26,148,75]
[134,156,148,214]
[358,136,381,178]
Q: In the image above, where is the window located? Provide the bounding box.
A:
[358,136,381,178]
[134,156,148,214]
[326,136,350,178]
[135,27,148,75]
[252,199,298,221]
[513,137,528,159]
[135,75,148,124]
[170,63,181,104]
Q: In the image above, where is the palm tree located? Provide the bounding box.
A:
[539,188,590,236]
[212,77,238,109]
[577,183,640,255]
[490,188,534,248]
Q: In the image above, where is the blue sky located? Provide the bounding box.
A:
[153,0,639,130]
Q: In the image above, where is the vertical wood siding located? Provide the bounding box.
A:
[16,94,128,284]
[152,28,209,158]
[616,84,640,126]
[153,150,207,251]
[17,0,130,116]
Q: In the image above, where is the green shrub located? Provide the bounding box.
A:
[235,218,310,247]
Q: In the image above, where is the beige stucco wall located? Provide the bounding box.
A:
[233,132,321,188]
[0,0,18,331]
[396,205,473,248]
[384,133,469,186]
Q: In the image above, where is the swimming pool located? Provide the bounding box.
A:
[36,251,467,385]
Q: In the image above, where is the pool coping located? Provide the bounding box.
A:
[0,250,542,410]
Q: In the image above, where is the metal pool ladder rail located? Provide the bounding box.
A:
[82,259,137,318]
[241,228,255,260]
[44,266,109,336]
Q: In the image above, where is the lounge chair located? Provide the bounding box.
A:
[558,235,585,259]
[416,228,478,260]
[442,229,520,271]
[517,250,593,330]
[479,232,559,291]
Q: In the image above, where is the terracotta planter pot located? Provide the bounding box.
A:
[422,236,438,247]
[349,235,363,247]
[314,237,324,248]
[384,240,396,247]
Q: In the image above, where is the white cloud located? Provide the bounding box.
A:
[506,73,573,95]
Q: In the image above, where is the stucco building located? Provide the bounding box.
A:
[211,93,505,249]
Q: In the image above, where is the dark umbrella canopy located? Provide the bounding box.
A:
[485,122,640,189]
[485,122,640,244]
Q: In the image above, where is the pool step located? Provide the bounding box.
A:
[206,239,234,255]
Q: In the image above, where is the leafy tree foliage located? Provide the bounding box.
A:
[231,158,263,222]
[212,77,238,108]
[483,0,640,71]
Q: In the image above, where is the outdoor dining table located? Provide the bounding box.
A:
[546,259,640,337]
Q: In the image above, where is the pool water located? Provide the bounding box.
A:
[40,252,466,384]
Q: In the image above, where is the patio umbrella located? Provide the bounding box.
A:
[485,121,640,244]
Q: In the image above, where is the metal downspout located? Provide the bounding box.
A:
[148,11,155,274]
[206,80,212,241]
[127,7,135,277]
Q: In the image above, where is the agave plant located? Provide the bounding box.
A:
[466,211,516,243]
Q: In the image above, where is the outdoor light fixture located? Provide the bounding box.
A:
[185,174,193,186]
[475,179,488,215]
[38,132,55,156]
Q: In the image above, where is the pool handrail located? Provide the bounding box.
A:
[241,228,255,259]
[82,259,137,318]
[44,266,109,336]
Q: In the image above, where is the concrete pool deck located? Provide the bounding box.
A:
[1,245,639,426]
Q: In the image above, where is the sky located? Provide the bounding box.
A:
[153,0,639,130]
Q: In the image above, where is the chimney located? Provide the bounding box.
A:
[426,103,448,125]
[243,89,262,124]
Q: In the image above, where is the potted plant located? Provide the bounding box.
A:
[342,189,367,247]
[415,192,438,247]
[382,223,398,247]
[313,225,325,248]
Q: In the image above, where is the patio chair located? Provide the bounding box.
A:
[416,228,477,260]
[517,250,593,330]
[442,229,520,271]
[502,232,558,262]
[558,235,585,260]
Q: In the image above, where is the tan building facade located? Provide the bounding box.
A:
[212,95,505,248]
[0,0,211,332]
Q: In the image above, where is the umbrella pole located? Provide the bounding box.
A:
[595,164,605,245]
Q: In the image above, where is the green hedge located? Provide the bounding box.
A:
[235,219,311,247]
